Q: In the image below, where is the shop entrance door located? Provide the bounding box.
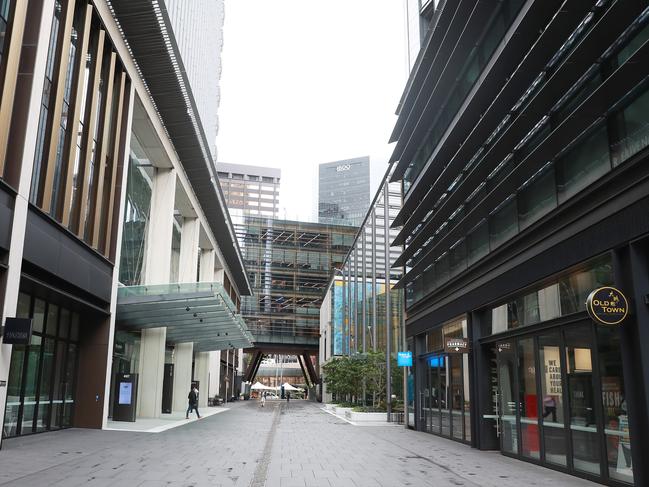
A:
[493,322,607,480]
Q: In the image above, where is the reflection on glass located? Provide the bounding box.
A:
[429,356,440,434]
[539,334,566,466]
[499,348,518,454]
[518,338,540,459]
[3,345,25,438]
[21,335,43,434]
[598,326,633,484]
[565,326,599,475]
[440,356,450,437]
[463,354,471,442]
[450,354,463,440]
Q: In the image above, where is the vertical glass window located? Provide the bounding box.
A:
[565,326,600,475]
[499,347,518,454]
[556,125,611,204]
[518,163,557,230]
[450,354,463,440]
[539,333,567,466]
[598,326,633,484]
[30,0,63,205]
[439,356,450,437]
[611,88,649,167]
[21,335,43,434]
[518,338,540,459]
[489,196,518,249]
[449,239,467,278]
[2,345,25,437]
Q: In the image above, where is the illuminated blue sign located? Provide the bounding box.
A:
[397,351,412,367]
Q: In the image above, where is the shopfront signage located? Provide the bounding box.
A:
[586,287,629,326]
[336,164,351,172]
[2,318,33,345]
[397,351,412,367]
[0,380,6,387]
[445,338,469,353]
[496,342,512,353]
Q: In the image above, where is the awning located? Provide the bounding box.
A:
[117,282,253,351]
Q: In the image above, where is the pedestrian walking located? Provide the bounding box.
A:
[260,391,266,408]
[186,383,201,419]
[286,391,290,403]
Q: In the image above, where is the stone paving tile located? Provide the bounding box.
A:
[0,400,602,487]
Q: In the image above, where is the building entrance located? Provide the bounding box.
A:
[2,293,80,438]
[490,320,633,485]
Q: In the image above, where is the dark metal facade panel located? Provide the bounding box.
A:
[107,0,251,296]
[0,184,14,251]
[22,207,113,304]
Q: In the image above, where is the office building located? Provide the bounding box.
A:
[0,0,250,442]
[391,1,649,485]
[217,162,281,220]
[318,156,370,227]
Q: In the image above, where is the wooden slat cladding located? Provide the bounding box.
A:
[60,3,92,226]
[102,72,127,256]
[0,0,29,179]
[88,51,116,247]
[74,28,105,235]
[40,0,76,213]
[8,0,133,261]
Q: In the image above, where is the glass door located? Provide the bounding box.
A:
[498,345,518,454]
[518,338,540,459]
[565,325,600,476]
[539,332,568,466]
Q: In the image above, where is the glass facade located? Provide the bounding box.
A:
[3,293,80,438]
[318,156,370,227]
[237,217,355,345]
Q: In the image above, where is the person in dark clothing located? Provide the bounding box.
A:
[186,384,201,419]
[286,392,290,403]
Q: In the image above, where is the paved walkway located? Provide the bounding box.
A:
[0,400,600,486]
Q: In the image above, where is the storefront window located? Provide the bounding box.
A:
[489,256,612,335]
[539,333,567,466]
[499,346,518,454]
[2,295,80,438]
[565,325,600,475]
[518,338,540,459]
[598,325,633,484]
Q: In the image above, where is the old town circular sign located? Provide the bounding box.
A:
[586,287,629,326]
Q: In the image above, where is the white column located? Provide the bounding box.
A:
[199,248,215,282]
[214,268,225,283]
[178,217,199,283]
[136,327,166,418]
[137,167,175,418]
[172,342,193,413]
[102,83,135,428]
[208,350,221,400]
[193,352,210,408]
[143,167,175,285]
[0,0,55,447]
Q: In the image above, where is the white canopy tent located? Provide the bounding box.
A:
[250,382,274,390]
[281,382,301,392]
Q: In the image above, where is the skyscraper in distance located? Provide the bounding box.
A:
[318,156,370,227]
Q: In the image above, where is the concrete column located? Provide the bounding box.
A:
[208,350,221,400]
[172,342,193,413]
[0,0,56,448]
[136,327,166,418]
[193,352,210,408]
[199,249,215,282]
[144,167,175,285]
[178,217,200,283]
[214,268,225,283]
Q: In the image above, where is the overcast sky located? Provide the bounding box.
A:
[216,0,409,221]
